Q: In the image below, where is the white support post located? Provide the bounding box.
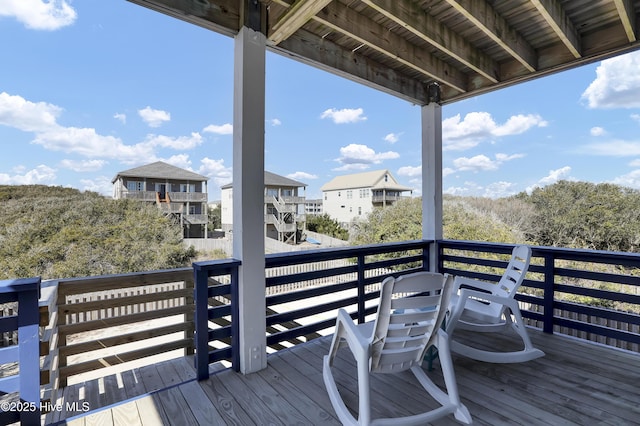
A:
[233,26,267,374]
[421,84,443,272]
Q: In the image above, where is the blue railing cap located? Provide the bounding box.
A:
[0,277,41,294]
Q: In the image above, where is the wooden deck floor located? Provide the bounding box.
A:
[45,329,640,425]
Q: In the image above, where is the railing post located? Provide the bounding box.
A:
[0,277,41,425]
[230,265,240,372]
[542,252,555,334]
[357,254,366,324]
[193,265,209,380]
[18,283,41,425]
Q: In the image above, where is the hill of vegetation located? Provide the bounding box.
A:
[349,180,640,253]
[0,185,196,280]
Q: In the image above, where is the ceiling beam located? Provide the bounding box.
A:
[268,0,332,45]
[444,0,537,72]
[127,0,241,36]
[530,0,581,58]
[270,0,472,95]
[312,1,469,93]
[613,0,637,42]
[361,0,499,83]
[273,27,430,104]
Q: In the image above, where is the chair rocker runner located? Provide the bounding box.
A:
[447,245,544,363]
[323,272,472,425]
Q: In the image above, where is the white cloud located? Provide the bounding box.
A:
[163,154,192,170]
[334,143,399,170]
[138,106,170,128]
[584,140,640,156]
[114,113,126,124]
[0,165,56,185]
[203,123,233,135]
[452,153,524,173]
[287,171,317,181]
[610,169,640,189]
[632,114,640,124]
[384,133,401,144]
[60,159,107,172]
[269,118,282,126]
[142,132,203,150]
[0,0,76,30]
[590,126,605,136]
[454,155,498,172]
[443,167,455,177]
[320,108,367,124]
[397,165,421,177]
[198,157,232,187]
[80,176,112,196]
[444,181,483,197]
[581,51,640,109]
[526,166,572,194]
[0,91,61,132]
[443,112,547,151]
[630,159,640,167]
[484,181,518,198]
[0,93,205,164]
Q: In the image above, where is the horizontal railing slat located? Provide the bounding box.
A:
[58,305,192,335]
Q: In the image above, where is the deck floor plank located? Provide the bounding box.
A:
[46,329,640,426]
[176,380,227,425]
[110,400,143,426]
[134,395,165,426]
[257,353,341,425]
[197,371,256,425]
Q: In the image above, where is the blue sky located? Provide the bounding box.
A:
[2,1,640,202]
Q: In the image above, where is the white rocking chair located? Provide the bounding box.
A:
[446,245,544,363]
[323,272,472,425]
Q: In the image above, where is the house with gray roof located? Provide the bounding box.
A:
[112,161,209,238]
[321,169,412,226]
[221,171,307,244]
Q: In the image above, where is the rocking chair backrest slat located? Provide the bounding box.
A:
[494,245,531,303]
[370,272,453,373]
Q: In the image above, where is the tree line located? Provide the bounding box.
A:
[2,180,638,281]
[349,180,640,253]
[0,185,196,280]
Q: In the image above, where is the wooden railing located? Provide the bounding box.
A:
[2,240,639,405]
[438,240,640,352]
[47,269,195,392]
[0,277,41,425]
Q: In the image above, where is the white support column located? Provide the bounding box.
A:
[233,26,267,374]
[421,83,443,272]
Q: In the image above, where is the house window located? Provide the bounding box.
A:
[127,181,144,191]
[324,194,327,200]
[346,190,353,199]
[384,174,388,182]
[358,207,362,215]
[180,184,195,192]
[266,188,278,197]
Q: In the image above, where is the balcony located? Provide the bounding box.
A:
[1,241,639,424]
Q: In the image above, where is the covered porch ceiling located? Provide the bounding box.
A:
[128,0,639,104]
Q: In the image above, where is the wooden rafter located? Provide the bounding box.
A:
[444,0,537,72]
[530,0,581,58]
[362,0,499,83]
[268,0,332,45]
[313,1,468,93]
[613,0,637,42]
[270,0,469,95]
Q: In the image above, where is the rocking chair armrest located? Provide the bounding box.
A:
[453,276,498,295]
[327,309,370,363]
[447,288,518,334]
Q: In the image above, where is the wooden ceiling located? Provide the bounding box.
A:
[128,0,640,104]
